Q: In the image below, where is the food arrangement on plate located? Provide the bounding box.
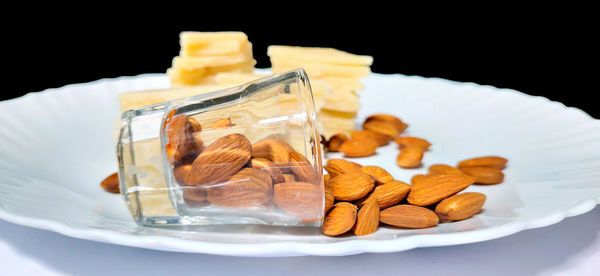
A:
[100,31,509,236]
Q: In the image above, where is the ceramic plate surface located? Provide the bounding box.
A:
[1,71,599,256]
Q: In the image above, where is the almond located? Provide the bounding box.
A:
[380,205,439,228]
[324,174,331,185]
[207,167,272,207]
[407,174,475,206]
[460,166,504,184]
[360,165,394,185]
[251,158,285,183]
[396,147,424,168]
[325,185,334,213]
[322,202,357,236]
[394,136,431,151]
[428,164,463,175]
[327,172,375,201]
[209,118,234,128]
[183,188,209,207]
[356,180,411,209]
[457,156,508,169]
[289,151,317,183]
[353,199,379,236]
[324,159,362,177]
[166,115,204,165]
[365,114,408,133]
[326,133,349,152]
[273,182,323,220]
[351,130,390,146]
[411,174,428,186]
[282,174,296,183]
[363,120,400,138]
[186,133,252,186]
[339,138,378,157]
[435,192,486,221]
[251,138,294,164]
[173,164,192,186]
[100,172,120,194]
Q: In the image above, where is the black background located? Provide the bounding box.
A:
[4,14,597,118]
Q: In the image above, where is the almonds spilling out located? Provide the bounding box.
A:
[407,174,475,206]
[457,156,508,170]
[360,165,394,185]
[380,205,439,229]
[319,113,506,237]
[355,180,410,209]
[100,172,120,194]
[396,147,424,168]
[326,133,348,152]
[460,166,504,185]
[353,199,379,236]
[435,192,486,222]
[324,159,362,177]
[322,202,357,236]
[327,172,375,201]
[338,138,378,157]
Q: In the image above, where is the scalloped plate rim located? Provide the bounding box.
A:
[0,72,599,256]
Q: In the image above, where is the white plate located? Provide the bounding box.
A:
[1,72,599,256]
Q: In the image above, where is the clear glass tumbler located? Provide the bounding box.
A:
[117,69,324,227]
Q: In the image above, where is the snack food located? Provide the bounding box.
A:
[167,32,256,86]
[268,45,373,138]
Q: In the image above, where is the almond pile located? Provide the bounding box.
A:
[103,113,325,222]
[325,114,431,169]
[321,113,508,236]
[166,114,324,221]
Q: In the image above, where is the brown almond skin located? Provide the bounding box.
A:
[326,133,349,152]
[210,118,234,128]
[407,174,475,206]
[365,114,408,133]
[186,134,252,186]
[353,199,380,236]
[327,173,375,201]
[324,174,331,185]
[394,136,431,151]
[322,202,358,236]
[356,180,411,209]
[166,115,204,165]
[100,172,120,194]
[339,138,378,158]
[460,166,504,184]
[457,156,508,170]
[182,188,209,207]
[251,138,294,164]
[396,147,424,168]
[435,192,486,221]
[173,164,192,185]
[273,182,323,220]
[251,158,285,183]
[411,174,429,186]
[380,205,439,228]
[324,159,362,177]
[282,174,296,183]
[428,164,463,175]
[289,151,317,183]
[324,185,334,213]
[351,130,391,146]
[363,120,400,138]
[360,166,394,185]
[206,168,272,207]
